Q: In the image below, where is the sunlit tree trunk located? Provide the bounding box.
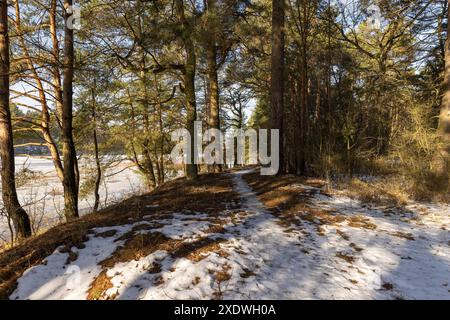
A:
[0,0,31,239]
[62,0,79,220]
[50,0,64,127]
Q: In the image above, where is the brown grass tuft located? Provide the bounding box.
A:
[388,231,415,241]
[88,271,114,300]
[336,252,355,264]
[102,232,170,268]
[347,215,377,230]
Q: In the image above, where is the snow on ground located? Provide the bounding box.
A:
[10,224,136,300]
[10,170,450,300]
[0,156,145,242]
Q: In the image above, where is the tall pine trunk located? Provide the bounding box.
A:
[298,34,308,175]
[137,1,157,189]
[270,0,285,174]
[0,0,31,239]
[140,64,157,189]
[155,79,165,184]
[206,44,219,131]
[62,0,78,220]
[50,0,63,125]
[184,40,198,180]
[206,0,221,172]
[439,0,450,165]
[176,0,198,180]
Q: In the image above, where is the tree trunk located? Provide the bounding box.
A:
[270,0,285,175]
[143,145,157,188]
[136,3,158,189]
[156,81,165,184]
[62,0,79,220]
[0,0,31,239]
[298,41,308,175]
[93,123,101,213]
[176,0,198,180]
[50,0,64,128]
[206,0,222,173]
[324,1,333,190]
[91,87,101,213]
[206,36,221,172]
[439,0,450,164]
[297,0,310,175]
[127,89,156,190]
[140,69,157,189]
[184,43,198,180]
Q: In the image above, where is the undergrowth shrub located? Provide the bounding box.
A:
[345,178,408,207]
[393,104,450,202]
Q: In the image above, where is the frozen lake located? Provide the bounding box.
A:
[0,156,145,242]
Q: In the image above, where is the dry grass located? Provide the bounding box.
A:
[215,263,232,282]
[87,231,171,300]
[387,231,415,241]
[408,170,450,202]
[212,263,233,300]
[87,271,115,300]
[87,232,231,300]
[243,171,340,237]
[245,172,325,212]
[299,210,346,225]
[86,173,240,300]
[344,178,408,208]
[101,232,171,268]
[336,252,355,264]
[347,215,377,230]
[183,239,229,262]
